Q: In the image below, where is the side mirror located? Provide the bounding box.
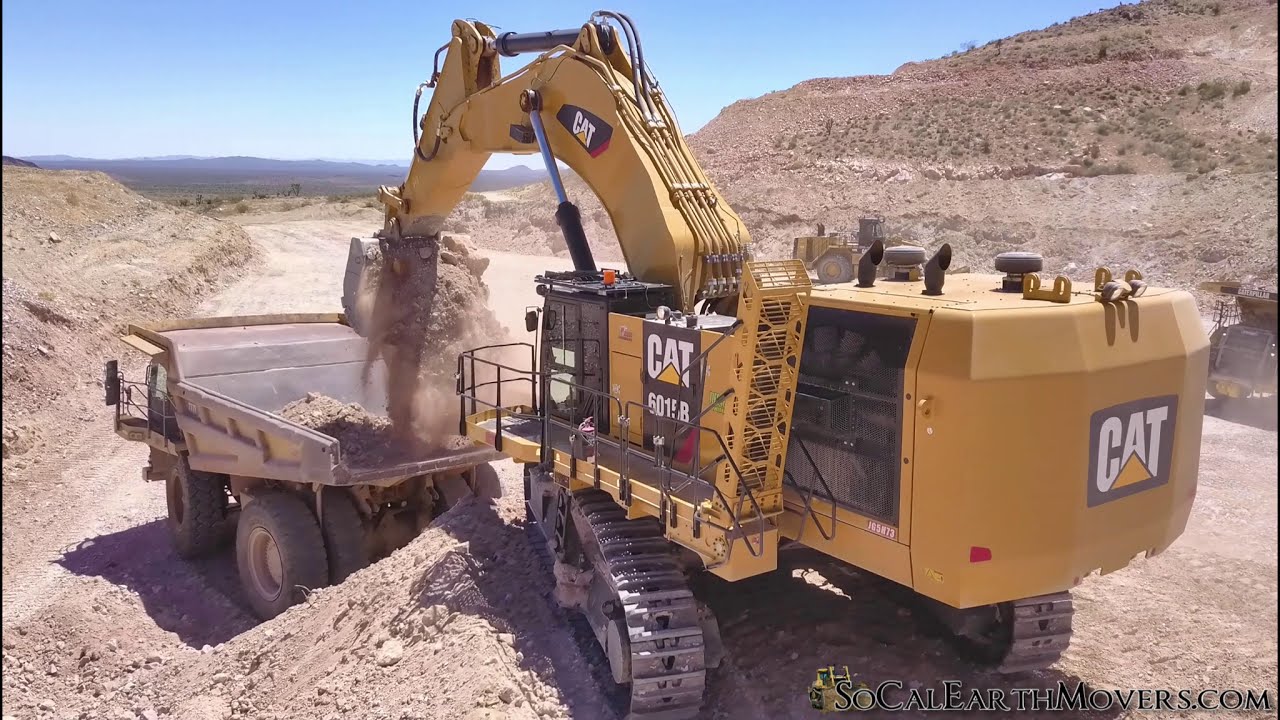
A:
[104,360,120,406]
[525,308,540,333]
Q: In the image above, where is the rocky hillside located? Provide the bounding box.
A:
[451,0,1277,292]
[697,0,1276,180]
[1,168,258,467]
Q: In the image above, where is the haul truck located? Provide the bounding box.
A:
[105,314,502,619]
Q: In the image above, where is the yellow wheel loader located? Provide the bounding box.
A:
[793,216,887,284]
[377,12,1208,718]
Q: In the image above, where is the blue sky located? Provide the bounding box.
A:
[3,0,1121,169]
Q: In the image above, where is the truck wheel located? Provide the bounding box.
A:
[470,463,503,501]
[319,488,369,585]
[236,491,328,620]
[815,253,854,284]
[166,460,229,559]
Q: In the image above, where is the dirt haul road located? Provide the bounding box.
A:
[1,214,1275,720]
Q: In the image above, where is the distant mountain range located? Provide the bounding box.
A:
[7,155,548,193]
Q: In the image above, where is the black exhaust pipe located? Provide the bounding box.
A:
[856,239,885,288]
[922,243,952,296]
[555,201,597,273]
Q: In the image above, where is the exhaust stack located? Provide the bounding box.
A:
[923,244,952,296]
[857,239,885,287]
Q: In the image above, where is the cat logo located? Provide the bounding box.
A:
[1087,395,1179,507]
[641,322,702,424]
[646,334,695,387]
[556,104,614,158]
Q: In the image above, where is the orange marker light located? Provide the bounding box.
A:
[603,269,616,285]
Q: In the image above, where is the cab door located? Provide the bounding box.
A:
[540,295,609,429]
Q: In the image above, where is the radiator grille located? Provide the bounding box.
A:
[786,308,915,524]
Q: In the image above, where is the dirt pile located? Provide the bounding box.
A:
[281,392,475,467]
[2,167,258,482]
[280,393,409,467]
[36,493,611,720]
[356,233,512,452]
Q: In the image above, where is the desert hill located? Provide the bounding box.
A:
[1,167,258,464]
[450,0,1278,292]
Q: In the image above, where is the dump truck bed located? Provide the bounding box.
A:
[124,315,501,486]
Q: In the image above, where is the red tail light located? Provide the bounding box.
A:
[969,546,992,563]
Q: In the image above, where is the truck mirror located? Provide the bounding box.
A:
[104,360,120,406]
[525,309,540,333]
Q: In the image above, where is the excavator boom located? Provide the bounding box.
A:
[380,13,750,312]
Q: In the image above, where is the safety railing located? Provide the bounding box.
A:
[113,375,179,442]
[780,438,839,542]
[455,342,540,454]
[539,374,773,567]
[456,336,776,566]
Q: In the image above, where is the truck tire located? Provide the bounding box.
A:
[319,488,369,585]
[470,463,502,501]
[815,253,854,284]
[166,460,229,559]
[236,490,329,620]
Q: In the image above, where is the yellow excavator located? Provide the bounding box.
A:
[380,12,1209,719]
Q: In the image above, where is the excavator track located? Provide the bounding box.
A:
[992,592,1075,674]
[569,489,708,720]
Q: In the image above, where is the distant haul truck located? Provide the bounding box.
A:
[1200,281,1278,399]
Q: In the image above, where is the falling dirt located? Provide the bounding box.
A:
[355,234,509,455]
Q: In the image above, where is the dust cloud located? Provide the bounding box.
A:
[354,233,529,453]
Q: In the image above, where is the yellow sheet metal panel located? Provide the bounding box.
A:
[909,291,1207,608]
[778,503,914,587]
[119,333,165,357]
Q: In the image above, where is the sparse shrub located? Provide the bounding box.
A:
[1196,80,1228,101]
[178,198,191,207]
[1232,80,1251,97]
[1260,132,1274,145]
[38,290,56,302]
[64,192,80,206]
[1082,162,1136,176]
[235,202,249,214]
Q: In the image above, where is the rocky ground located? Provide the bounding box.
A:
[2,198,1276,720]
[3,1,1277,717]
